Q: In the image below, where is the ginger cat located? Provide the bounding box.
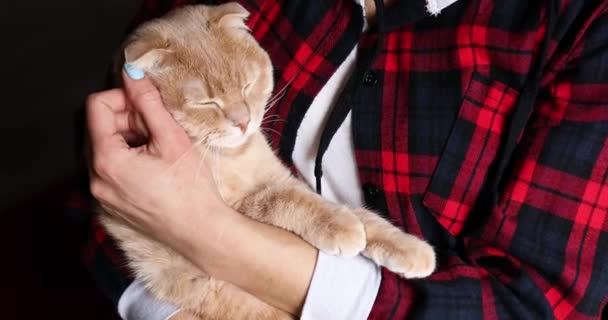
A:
[99,3,436,319]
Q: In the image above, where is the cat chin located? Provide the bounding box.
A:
[213,123,263,149]
[210,133,252,149]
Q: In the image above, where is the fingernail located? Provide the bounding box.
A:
[124,63,145,80]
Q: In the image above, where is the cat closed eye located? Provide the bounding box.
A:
[191,101,221,109]
[242,83,252,96]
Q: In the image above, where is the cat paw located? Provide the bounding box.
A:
[308,208,366,257]
[382,239,436,279]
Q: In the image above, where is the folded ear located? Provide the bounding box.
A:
[214,2,250,29]
[124,35,172,71]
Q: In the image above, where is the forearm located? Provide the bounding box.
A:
[174,206,317,316]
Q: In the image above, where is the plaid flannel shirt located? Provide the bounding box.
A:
[69,0,608,318]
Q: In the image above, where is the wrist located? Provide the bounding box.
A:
[206,214,317,314]
[171,202,242,272]
[176,206,317,314]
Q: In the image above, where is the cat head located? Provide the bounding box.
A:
[124,3,274,149]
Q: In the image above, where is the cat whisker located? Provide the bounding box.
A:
[266,81,291,106]
[262,114,284,123]
[194,138,212,184]
[264,88,288,112]
[264,102,279,113]
[211,141,225,202]
[264,72,299,112]
[266,87,287,106]
[262,119,286,125]
[264,97,281,113]
[262,127,281,137]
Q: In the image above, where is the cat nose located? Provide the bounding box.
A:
[230,113,250,133]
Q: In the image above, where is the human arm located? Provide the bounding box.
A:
[87,61,390,318]
[86,69,317,315]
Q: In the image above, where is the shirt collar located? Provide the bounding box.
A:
[426,0,459,15]
[367,0,459,31]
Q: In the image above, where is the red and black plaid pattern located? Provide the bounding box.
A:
[423,73,521,235]
[71,0,608,318]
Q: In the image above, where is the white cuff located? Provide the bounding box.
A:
[301,251,381,320]
[118,280,181,320]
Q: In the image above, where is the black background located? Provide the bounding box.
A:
[0,0,142,318]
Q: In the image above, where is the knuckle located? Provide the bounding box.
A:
[89,180,106,200]
[86,92,104,108]
[91,155,106,176]
[92,152,116,177]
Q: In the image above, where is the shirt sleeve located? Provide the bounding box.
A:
[119,280,181,320]
[301,251,381,320]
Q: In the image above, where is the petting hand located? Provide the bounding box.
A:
[86,67,229,250]
[88,66,316,316]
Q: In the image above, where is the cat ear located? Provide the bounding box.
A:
[124,37,172,71]
[215,3,250,30]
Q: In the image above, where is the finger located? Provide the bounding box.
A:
[90,89,128,112]
[86,90,130,149]
[122,68,182,146]
[115,110,149,145]
[128,109,150,137]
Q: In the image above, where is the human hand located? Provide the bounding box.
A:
[87,65,230,250]
[88,66,314,316]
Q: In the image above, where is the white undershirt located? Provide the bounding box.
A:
[296,39,382,320]
[118,0,458,319]
[292,53,364,207]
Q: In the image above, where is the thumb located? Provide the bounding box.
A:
[122,64,190,155]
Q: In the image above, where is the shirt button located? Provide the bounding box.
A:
[363,71,378,86]
[363,184,381,197]
[363,184,382,211]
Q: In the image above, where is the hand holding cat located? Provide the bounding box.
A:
[88,67,317,316]
[86,68,232,252]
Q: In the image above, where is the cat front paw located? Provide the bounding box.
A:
[382,238,436,279]
[307,207,366,257]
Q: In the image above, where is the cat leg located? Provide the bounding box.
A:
[238,183,366,256]
[351,208,436,279]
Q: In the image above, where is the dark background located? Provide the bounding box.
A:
[0,0,142,318]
